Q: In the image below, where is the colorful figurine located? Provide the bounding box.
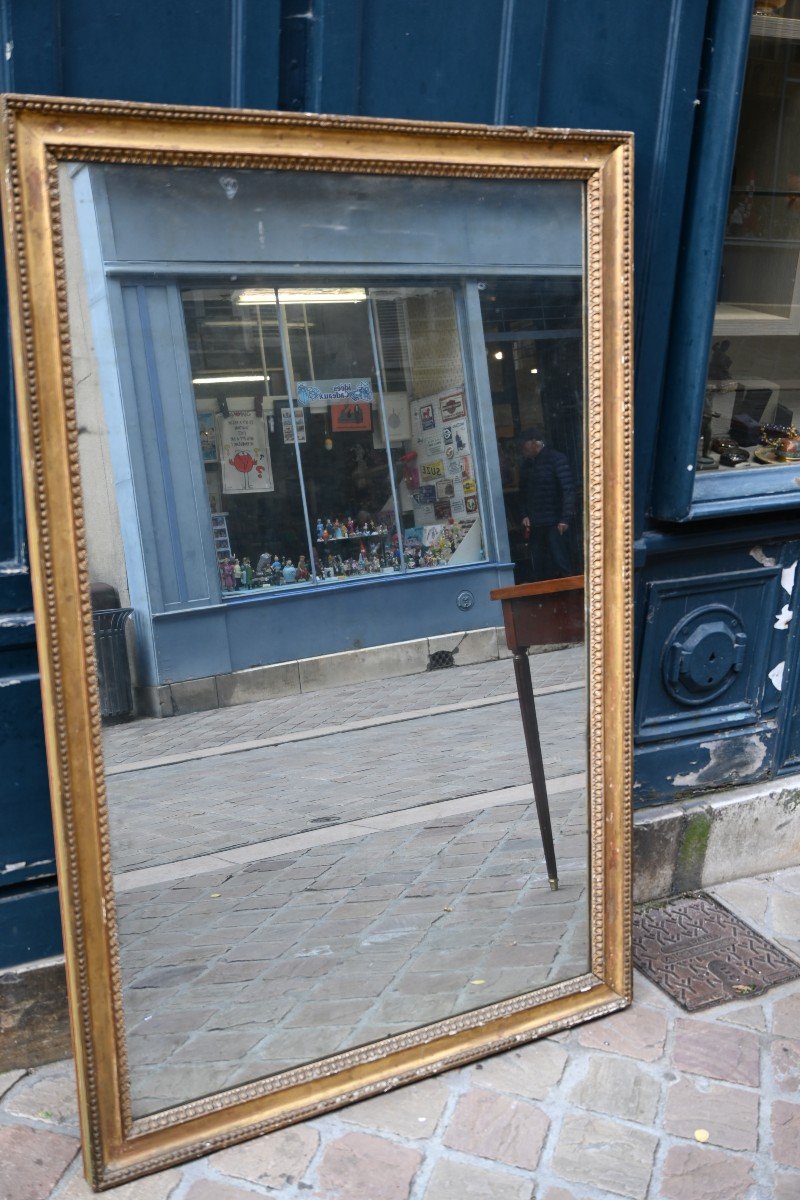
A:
[241,557,253,587]
[283,559,297,583]
[221,557,236,590]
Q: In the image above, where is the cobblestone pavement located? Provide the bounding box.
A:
[97,647,588,1116]
[118,788,588,1116]
[3,866,799,1200]
[103,650,585,874]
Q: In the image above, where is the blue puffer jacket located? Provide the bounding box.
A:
[520,445,575,527]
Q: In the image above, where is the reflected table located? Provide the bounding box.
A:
[490,575,585,891]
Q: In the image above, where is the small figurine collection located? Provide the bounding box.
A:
[220,552,311,591]
[219,514,474,591]
[315,516,389,541]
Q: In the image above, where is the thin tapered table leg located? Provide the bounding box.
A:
[511,648,558,890]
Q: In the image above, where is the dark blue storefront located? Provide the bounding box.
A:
[3,0,797,966]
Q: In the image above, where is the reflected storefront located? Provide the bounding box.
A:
[70,163,585,716]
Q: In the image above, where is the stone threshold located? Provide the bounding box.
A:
[134,626,567,718]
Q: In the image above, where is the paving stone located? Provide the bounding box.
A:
[772,1038,800,1094]
[0,1124,78,1200]
[339,1078,450,1138]
[772,1100,800,1169]
[3,1068,80,1126]
[539,1190,581,1200]
[314,1131,422,1200]
[672,1018,760,1087]
[567,1056,660,1125]
[550,1114,657,1200]
[576,1005,668,1062]
[716,1003,767,1032]
[56,1163,185,1198]
[467,1039,567,1099]
[774,1169,800,1200]
[442,1087,548,1170]
[422,1158,533,1200]
[184,1182,263,1200]
[773,991,800,1038]
[0,1068,25,1100]
[659,1144,754,1200]
[663,1078,759,1150]
[209,1124,319,1188]
[773,892,800,940]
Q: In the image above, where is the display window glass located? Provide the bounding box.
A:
[698,2,800,474]
[479,277,584,582]
[183,282,488,593]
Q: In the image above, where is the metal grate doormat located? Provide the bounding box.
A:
[633,893,800,1012]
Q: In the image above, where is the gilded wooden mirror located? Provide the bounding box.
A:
[0,95,632,1189]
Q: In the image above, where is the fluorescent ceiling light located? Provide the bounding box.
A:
[236,287,367,305]
[192,373,265,384]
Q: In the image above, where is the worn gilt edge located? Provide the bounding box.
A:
[585,171,605,979]
[131,973,599,1137]
[5,93,629,146]
[2,121,109,1169]
[106,991,627,1186]
[53,142,594,181]
[44,150,132,1163]
[620,139,634,998]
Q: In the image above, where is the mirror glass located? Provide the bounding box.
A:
[60,161,587,1118]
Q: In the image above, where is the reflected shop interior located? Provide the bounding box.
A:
[64,161,587,1118]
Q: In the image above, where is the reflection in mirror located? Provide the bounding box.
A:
[62,161,587,1118]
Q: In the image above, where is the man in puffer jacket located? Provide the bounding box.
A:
[518,428,575,581]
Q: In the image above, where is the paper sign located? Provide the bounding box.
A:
[219,411,274,493]
[297,378,373,406]
[420,460,444,481]
[281,406,306,444]
[439,390,465,422]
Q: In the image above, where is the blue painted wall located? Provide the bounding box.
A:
[5,0,794,966]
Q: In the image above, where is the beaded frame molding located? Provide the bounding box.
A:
[0,95,633,1190]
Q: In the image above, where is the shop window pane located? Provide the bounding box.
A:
[182,282,486,592]
[698,3,800,472]
[480,277,584,584]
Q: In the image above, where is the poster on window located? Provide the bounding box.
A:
[197,411,218,462]
[218,411,274,493]
[281,406,306,444]
[443,418,469,454]
[331,400,372,432]
[439,390,465,422]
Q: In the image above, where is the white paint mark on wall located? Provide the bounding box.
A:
[769,661,785,691]
[672,733,769,787]
[775,604,794,630]
[750,546,778,567]
[782,561,797,596]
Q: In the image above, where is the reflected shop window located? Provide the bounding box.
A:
[183,284,486,591]
[698,2,800,471]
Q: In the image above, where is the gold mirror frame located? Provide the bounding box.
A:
[0,95,632,1191]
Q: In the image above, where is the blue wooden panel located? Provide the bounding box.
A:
[0,885,62,969]
[651,0,752,522]
[635,568,780,743]
[314,0,548,123]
